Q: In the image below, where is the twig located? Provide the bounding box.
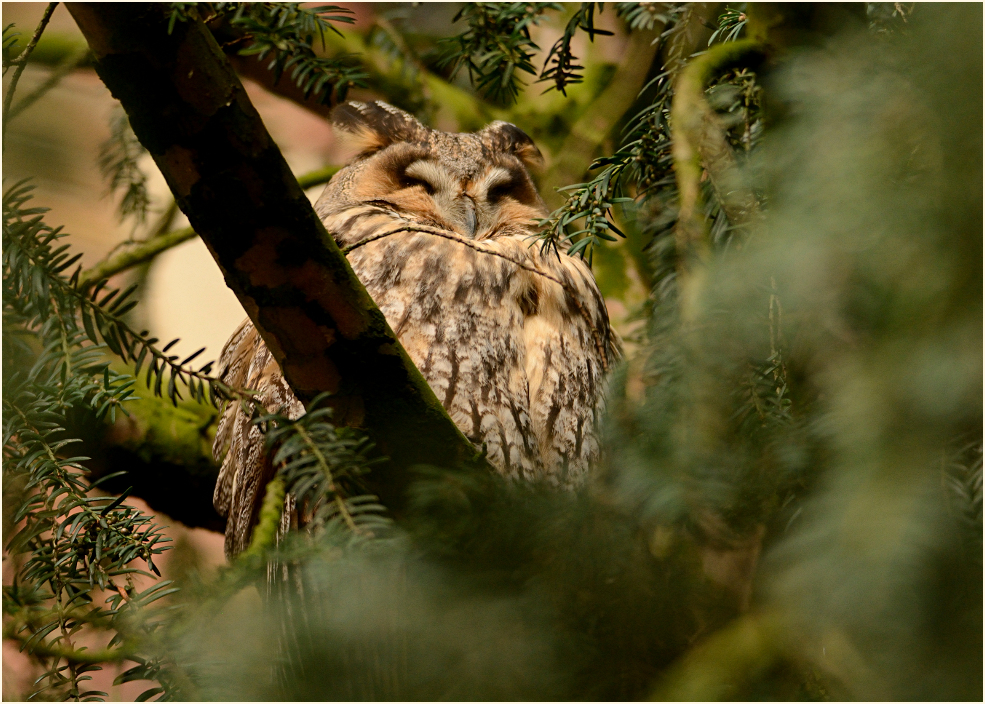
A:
[2,2,59,144]
[295,164,340,191]
[80,224,198,286]
[6,43,90,121]
[79,165,340,286]
[4,618,137,665]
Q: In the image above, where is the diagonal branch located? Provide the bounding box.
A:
[66,3,484,514]
[542,24,661,210]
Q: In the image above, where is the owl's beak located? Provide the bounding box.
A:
[461,195,477,239]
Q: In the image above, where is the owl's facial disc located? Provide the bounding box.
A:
[349,139,546,240]
[402,160,480,238]
[395,159,543,239]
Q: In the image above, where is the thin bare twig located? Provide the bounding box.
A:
[6,43,89,121]
[2,2,59,145]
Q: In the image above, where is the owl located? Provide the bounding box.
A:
[213,101,620,557]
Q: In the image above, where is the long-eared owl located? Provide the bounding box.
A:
[213,101,621,556]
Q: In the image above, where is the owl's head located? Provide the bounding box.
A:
[319,101,547,240]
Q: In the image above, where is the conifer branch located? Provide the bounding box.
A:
[4,626,137,665]
[541,25,661,210]
[540,2,613,95]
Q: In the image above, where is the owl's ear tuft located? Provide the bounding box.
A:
[331,101,428,156]
[480,121,544,170]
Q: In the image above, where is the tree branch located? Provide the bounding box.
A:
[319,22,507,132]
[79,382,225,533]
[672,39,765,232]
[670,4,864,316]
[66,3,485,515]
[82,224,197,286]
[4,31,95,67]
[208,12,504,132]
[4,628,134,665]
[650,612,787,700]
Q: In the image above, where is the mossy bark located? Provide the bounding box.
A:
[82,391,225,533]
[67,3,483,514]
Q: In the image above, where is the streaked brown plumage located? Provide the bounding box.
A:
[213,101,620,557]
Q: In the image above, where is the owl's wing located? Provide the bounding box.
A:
[213,319,304,557]
[518,243,622,488]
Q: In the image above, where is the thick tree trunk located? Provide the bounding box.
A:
[66,3,482,514]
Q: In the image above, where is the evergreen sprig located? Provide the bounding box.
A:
[707,6,747,46]
[229,3,365,104]
[5,183,226,410]
[540,3,613,95]
[615,1,672,31]
[947,439,983,561]
[867,2,915,35]
[438,3,560,103]
[538,4,764,262]
[537,4,686,260]
[169,2,366,105]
